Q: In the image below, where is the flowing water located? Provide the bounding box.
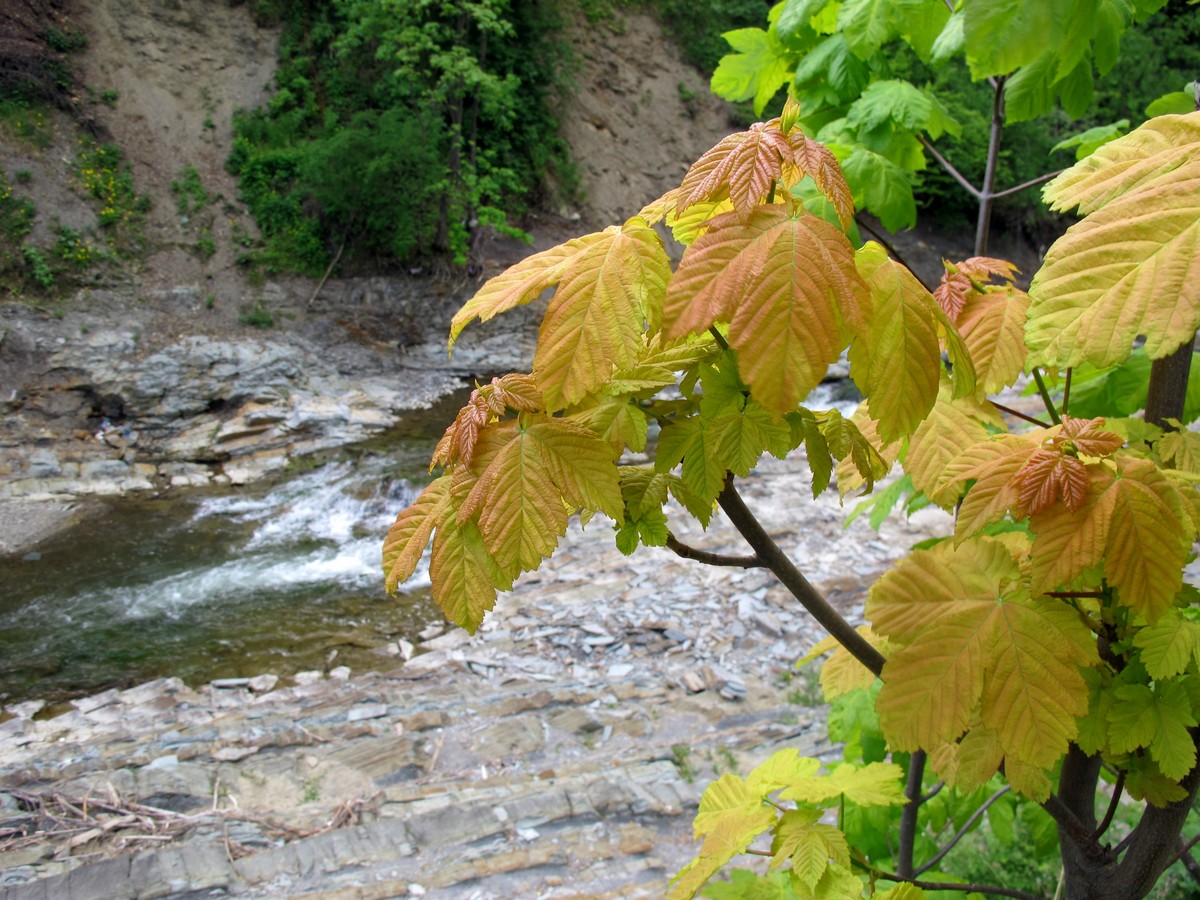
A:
[0,407,464,709]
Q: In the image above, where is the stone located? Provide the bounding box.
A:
[293,671,323,686]
[680,671,706,693]
[247,674,279,693]
[329,666,352,680]
[211,678,251,689]
[212,745,259,762]
[347,703,388,722]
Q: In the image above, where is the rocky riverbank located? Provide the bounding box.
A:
[0,451,952,899]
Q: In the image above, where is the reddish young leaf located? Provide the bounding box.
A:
[933,257,1020,321]
[663,206,865,417]
[1012,449,1091,517]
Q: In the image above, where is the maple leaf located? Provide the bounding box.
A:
[928,723,1005,793]
[568,396,649,455]
[459,416,622,575]
[1027,468,1115,595]
[1105,458,1190,622]
[677,122,853,227]
[656,416,730,506]
[1134,612,1200,681]
[1108,682,1198,781]
[1027,113,1200,369]
[953,285,1030,394]
[663,206,866,417]
[933,256,1020,321]
[905,386,1005,507]
[750,748,905,808]
[535,220,671,411]
[849,243,945,444]
[1012,449,1091,517]
[429,518,511,633]
[798,626,890,700]
[449,233,604,346]
[433,374,542,467]
[944,432,1046,540]
[817,408,890,494]
[834,407,900,498]
[870,539,1098,773]
[382,475,451,593]
[1158,428,1200,475]
[770,809,848,892]
[670,773,776,900]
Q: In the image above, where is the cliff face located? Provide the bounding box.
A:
[0,2,739,516]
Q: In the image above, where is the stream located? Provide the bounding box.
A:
[0,413,461,709]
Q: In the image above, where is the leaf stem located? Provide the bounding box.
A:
[1032,367,1063,425]
[716,477,886,676]
[708,325,730,351]
[665,533,763,568]
[915,786,1012,876]
[1063,368,1073,417]
[990,401,1052,428]
[1047,591,1106,599]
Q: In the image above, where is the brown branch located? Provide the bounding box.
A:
[918,134,982,200]
[898,750,926,878]
[916,785,1012,877]
[1043,792,1107,861]
[665,533,763,569]
[858,864,1041,900]
[990,169,1066,200]
[1175,835,1200,886]
[990,401,1052,428]
[717,477,885,676]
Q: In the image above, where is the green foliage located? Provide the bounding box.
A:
[44,27,87,54]
[0,99,52,149]
[171,165,209,217]
[228,0,569,272]
[239,302,275,329]
[22,245,53,288]
[76,139,146,237]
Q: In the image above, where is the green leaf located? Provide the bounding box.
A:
[962,0,1071,79]
[836,0,896,57]
[839,147,916,231]
[793,35,870,101]
[1108,682,1198,781]
[777,0,832,42]
[929,10,964,65]
[892,0,951,61]
[657,416,730,505]
[1003,53,1058,124]
[1052,120,1130,162]
[847,80,937,135]
[1147,85,1199,117]
[429,518,509,634]
[713,28,793,115]
[1134,612,1200,680]
[770,810,847,890]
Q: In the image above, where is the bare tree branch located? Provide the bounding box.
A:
[665,533,763,569]
[717,477,886,676]
[918,134,982,201]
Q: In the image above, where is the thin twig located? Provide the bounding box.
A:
[1063,368,1073,417]
[921,781,945,803]
[990,169,1066,200]
[857,863,1041,900]
[990,401,1052,428]
[918,135,982,200]
[1047,591,1107,599]
[665,533,763,568]
[1176,835,1200,886]
[915,786,1012,876]
[1092,771,1126,841]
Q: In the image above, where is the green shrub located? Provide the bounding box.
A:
[239,302,274,328]
[22,246,53,288]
